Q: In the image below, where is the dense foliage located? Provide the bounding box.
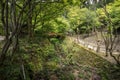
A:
[0,0,120,80]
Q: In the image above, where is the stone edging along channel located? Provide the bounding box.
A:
[73,38,119,63]
[74,38,119,55]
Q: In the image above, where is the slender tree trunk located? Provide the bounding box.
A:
[1,1,9,40]
[28,0,33,39]
[0,36,12,65]
[5,0,9,40]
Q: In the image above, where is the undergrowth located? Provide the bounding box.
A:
[0,37,120,80]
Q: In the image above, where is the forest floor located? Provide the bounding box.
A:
[0,36,120,80]
[55,37,120,80]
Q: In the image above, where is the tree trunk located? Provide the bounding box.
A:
[28,0,33,39]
